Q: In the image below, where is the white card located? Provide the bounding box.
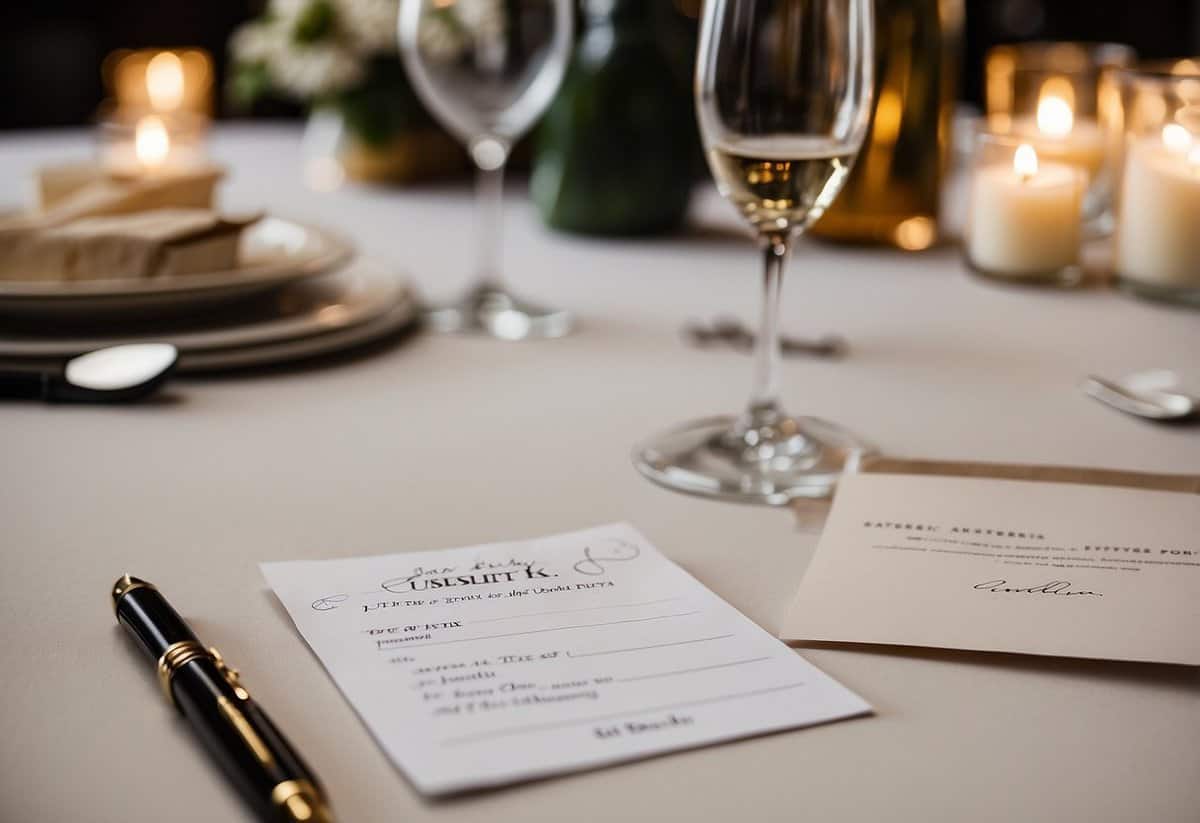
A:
[782,474,1200,665]
[261,523,870,795]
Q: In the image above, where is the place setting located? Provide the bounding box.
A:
[3,1,1200,822]
[0,53,424,387]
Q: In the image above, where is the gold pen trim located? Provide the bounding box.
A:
[272,779,333,823]
[156,642,250,709]
[156,640,209,709]
[217,695,276,768]
[111,574,157,616]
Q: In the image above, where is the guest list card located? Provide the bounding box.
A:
[262,523,869,795]
[783,474,1200,665]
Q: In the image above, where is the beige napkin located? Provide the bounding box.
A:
[0,208,258,282]
[32,164,224,226]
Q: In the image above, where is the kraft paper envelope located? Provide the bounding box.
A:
[783,459,1200,665]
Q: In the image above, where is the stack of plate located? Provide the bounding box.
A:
[0,217,419,372]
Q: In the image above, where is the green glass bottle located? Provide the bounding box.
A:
[532,0,695,235]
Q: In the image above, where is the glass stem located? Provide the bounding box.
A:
[747,233,790,417]
[474,154,506,292]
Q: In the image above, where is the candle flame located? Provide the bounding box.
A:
[135,115,170,169]
[146,51,185,112]
[1013,143,1039,180]
[1036,90,1074,138]
[1162,123,1193,154]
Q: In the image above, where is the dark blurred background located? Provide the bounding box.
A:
[1,0,1198,130]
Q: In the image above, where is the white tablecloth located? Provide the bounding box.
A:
[2,125,1198,823]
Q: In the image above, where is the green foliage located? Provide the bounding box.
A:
[330,58,433,147]
[292,0,338,44]
[228,62,273,110]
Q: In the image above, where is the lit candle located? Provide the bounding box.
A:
[967,143,1084,277]
[134,115,171,171]
[109,48,213,115]
[1115,124,1200,288]
[145,51,186,113]
[1011,78,1107,179]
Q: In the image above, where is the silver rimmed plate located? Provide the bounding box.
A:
[0,216,354,317]
[0,258,418,372]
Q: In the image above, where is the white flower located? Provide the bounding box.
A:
[334,0,401,54]
[417,15,466,62]
[269,0,313,23]
[454,0,504,37]
[268,41,366,98]
[416,0,505,62]
[230,20,287,64]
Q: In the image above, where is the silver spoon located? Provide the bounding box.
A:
[1082,373,1198,422]
[0,343,178,403]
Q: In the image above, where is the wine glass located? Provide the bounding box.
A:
[633,0,875,504]
[399,0,573,339]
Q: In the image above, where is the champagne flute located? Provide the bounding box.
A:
[399,0,573,339]
[634,0,875,504]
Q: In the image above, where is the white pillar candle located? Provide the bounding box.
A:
[968,144,1084,276]
[1115,126,1200,287]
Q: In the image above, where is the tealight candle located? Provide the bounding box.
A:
[1012,81,1107,179]
[105,48,214,115]
[1115,124,1200,291]
[985,43,1137,235]
[966,140,1084,282]
[1109,62,1200,305]
[97,111,208,177]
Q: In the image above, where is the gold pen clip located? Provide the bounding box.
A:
[209,645,251,701]
[156,642,251,709]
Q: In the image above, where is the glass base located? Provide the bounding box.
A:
[425,284,572,340]
[1117,277,1200,308]
[632,410,875,506]
[965,257,1084,288]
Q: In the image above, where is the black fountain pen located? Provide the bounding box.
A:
[112,575,335,823]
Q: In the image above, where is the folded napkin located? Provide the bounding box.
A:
[0,208,258,282]
[30,164,224,227]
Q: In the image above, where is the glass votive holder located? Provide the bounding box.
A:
[964,131,1086,286]
[96,107,210,177]
[1112,61,1200,307]
[102,48,215,116]
[985,41,1136,235]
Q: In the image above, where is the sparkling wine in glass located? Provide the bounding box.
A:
[399,0,573,339]
[634,0,875,504]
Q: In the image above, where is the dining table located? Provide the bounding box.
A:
[2,123,1198,823]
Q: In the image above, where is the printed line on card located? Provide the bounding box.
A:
[568,634,734,658]
[440,682,807,746]
[615,656,770,683]
[377,611,701,650]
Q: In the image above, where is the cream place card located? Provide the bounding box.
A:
[782,473,1200,665]
[262,523,870,795]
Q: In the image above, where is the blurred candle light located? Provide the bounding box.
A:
[1018,78,1105,177]
[107,48,213,115]
[135,115,171,171]
[1162,122,1193,153]
[146,52,186,112]
[1036,85,1074,137]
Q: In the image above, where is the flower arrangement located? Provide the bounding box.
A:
[229,0,467,179]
